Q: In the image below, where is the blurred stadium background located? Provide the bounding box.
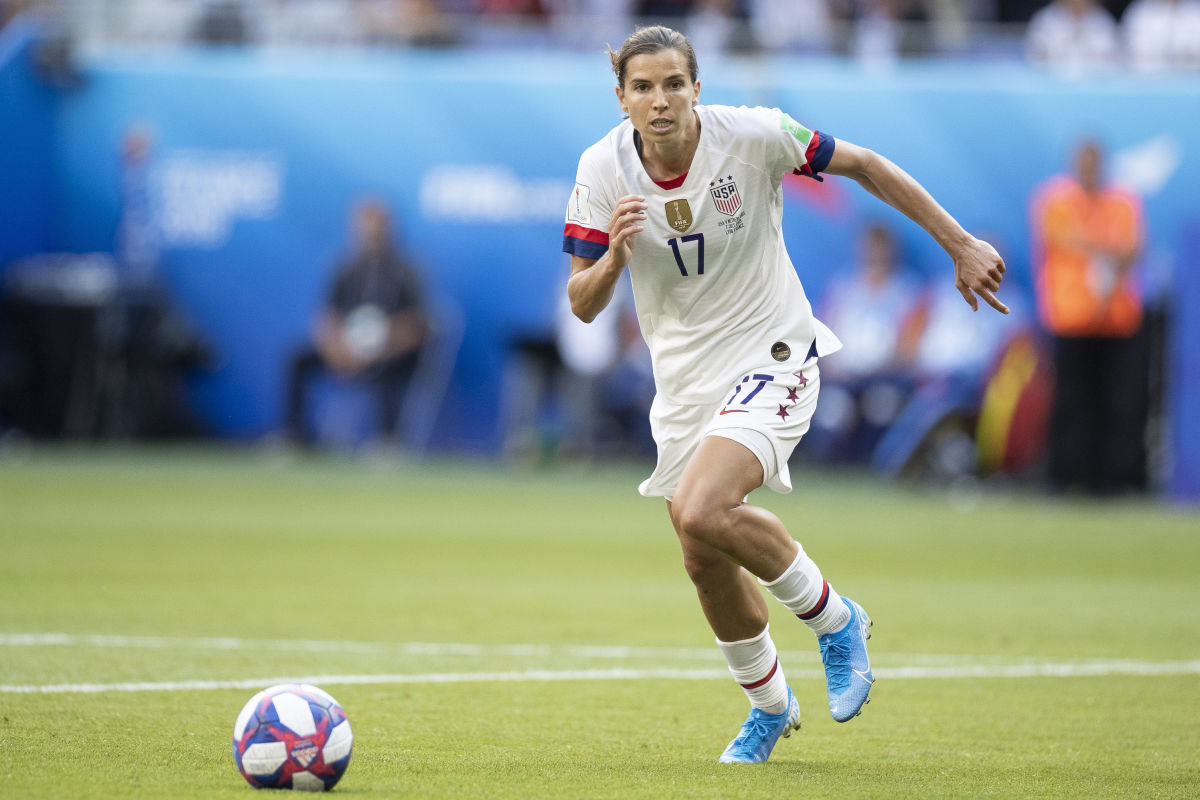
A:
[1,0,1198,502]
[3,3,1200,796]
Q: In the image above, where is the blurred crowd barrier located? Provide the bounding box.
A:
[7,0,1200,72]
[1,8,1198,499]
[6,0,1018,57]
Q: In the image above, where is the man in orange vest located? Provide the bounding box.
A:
[1030,139,1148,493]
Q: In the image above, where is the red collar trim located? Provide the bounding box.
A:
[653,172,687,190]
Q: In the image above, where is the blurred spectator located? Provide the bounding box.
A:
[21,0,1106,53]
[284,199,429,448]
[116,0,195,46]
[1123,0,1200,72]
[477,0,547,13]
[996,0,1052,22]
[819,223,924,380]
[257,0,349,46]
[873,0,970,56]
[0,123,211,440]
[747,0,834,53]
[1,0,33,29]
[830,0,964,63]
[809,223,925,462]
[554,279,653,460]
[637,0,693,13]
[871,248,1020,479]
[546,0,632,50]
[636,0,693,21]
[116,125,159,284]
[465,0,553,47]
[849,0,902,63]
[686,0,741,55]
[191,0,252,43]
[103,124,212,439]
[499,274,652,464]
[1026,0,1119,73]
[352,0,458,47]
[909,268,1015,385]
[1030,139,1148,494]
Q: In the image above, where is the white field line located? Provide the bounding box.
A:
[4,661,1200,694]
[2,633,1198,694]
[3,633,1157,667]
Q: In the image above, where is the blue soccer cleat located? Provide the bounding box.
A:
[717,687,801,764]
[818,597,874,722]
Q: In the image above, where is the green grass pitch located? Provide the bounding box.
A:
[1,446,1198,798]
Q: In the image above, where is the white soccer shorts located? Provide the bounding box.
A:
[638,362,821,500]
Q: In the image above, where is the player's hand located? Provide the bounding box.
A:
[608,195,648,269]
[954,237,1009,314]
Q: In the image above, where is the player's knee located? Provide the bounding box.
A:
[673,497,733,547]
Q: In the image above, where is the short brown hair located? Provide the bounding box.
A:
[607,26,698,89]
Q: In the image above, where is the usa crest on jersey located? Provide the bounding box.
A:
[709,176,741,216]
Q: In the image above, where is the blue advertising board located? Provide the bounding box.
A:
[2,39,1198,497]
[0,19,54,267]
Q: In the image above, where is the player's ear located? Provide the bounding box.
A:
[693,80,701,106]
[615,84,628,114]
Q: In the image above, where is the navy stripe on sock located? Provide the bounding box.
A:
[797,581,830,621]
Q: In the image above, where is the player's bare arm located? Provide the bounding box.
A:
[825,139,1009,315]
[568,194,647,322]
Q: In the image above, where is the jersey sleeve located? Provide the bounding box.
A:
[773,108,835,183]
[562,147,614,260]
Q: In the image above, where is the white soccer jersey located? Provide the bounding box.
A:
[563,104,841,405]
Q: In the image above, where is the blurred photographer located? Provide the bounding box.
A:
[284,198,428,447]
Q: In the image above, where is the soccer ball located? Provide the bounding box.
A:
[232,684,353,791]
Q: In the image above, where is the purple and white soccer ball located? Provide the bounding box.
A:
[232,684,353,791]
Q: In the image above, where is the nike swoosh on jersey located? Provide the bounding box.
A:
[719,408,750,415]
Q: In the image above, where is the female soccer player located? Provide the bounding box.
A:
[562,25,1007,764]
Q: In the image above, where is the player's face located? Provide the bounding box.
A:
[616,49,700,147]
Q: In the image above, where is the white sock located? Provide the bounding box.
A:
[760,544,851,637]
[716,625,789,714]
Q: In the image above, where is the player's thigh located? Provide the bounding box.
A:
[674,435,765,516]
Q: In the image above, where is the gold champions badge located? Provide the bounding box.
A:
[665,199,692,233]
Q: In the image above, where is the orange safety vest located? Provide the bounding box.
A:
[1031,175,1144,337]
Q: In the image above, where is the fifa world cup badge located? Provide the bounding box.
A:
[665,199,693,233]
